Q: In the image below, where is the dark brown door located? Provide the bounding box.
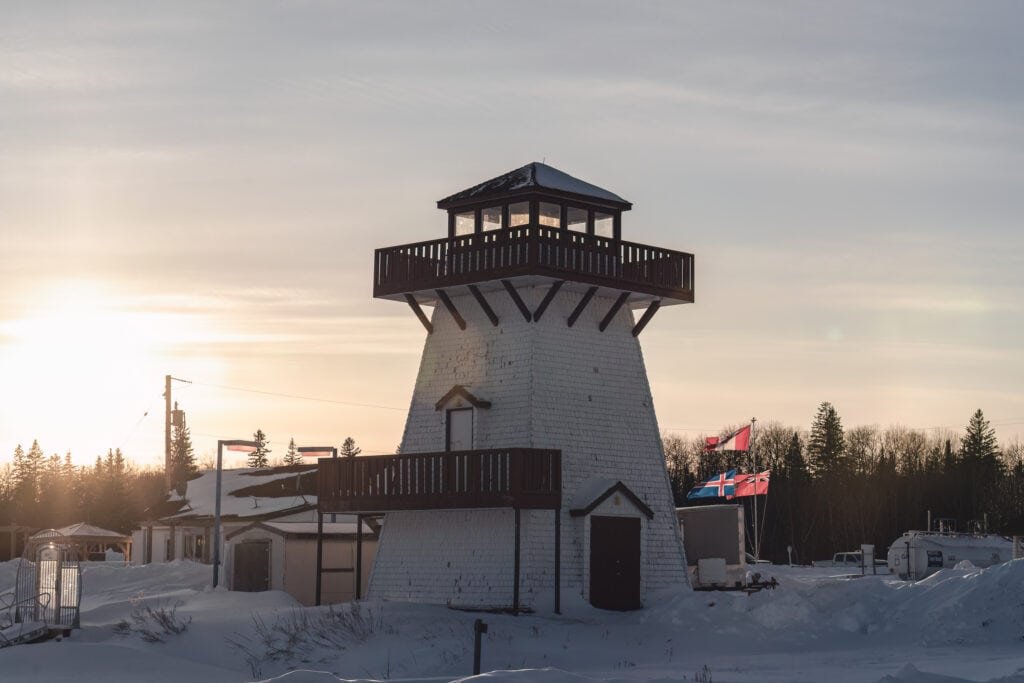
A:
[233,541,270,592]
[589,516,641,610]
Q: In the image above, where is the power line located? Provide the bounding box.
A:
[188,381,406,412]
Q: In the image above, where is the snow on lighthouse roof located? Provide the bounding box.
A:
[437,162,632,210]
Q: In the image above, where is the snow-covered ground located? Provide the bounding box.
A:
[1,559,1022,683]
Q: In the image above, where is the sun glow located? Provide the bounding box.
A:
[0,280,221,466]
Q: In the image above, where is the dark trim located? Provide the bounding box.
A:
[315,512,323,606]
[356,514,363,600]
[554,509,561,614]
[599,291,631,332]
[513,507,521,612]
[501,280,532,322]
[532,281,564,322]
[467,285,499,326]
[404,294,433,334]
[569,481,654,520]
[435,289,466,330]
[631,300,661,337]
[435,385,492,410]
[567,287,598,327]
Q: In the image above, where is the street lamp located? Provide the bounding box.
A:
[298,446,337,606]
[213,439,260,588]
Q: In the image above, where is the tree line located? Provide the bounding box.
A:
[1,426,366,538]
[665,404,1023,564]
[0,442,166,535]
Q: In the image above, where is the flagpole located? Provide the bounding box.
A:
[750,416,758,562]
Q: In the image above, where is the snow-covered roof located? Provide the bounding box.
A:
[32,523,130,541]
[164,466,316,521]
[437,162,631,209]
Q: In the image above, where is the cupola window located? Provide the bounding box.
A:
[567,206,588,233]
[454,211,475,236]
[482,206,503,232]
[509,201,530,227]
[538,202,561,228]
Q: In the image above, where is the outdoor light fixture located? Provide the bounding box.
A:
[213,439,259,588]
[297,446,337,459]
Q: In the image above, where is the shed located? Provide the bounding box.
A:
[225,518,378,606]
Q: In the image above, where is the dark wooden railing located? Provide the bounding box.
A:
[318,448,561,513]
[374,226,694,301]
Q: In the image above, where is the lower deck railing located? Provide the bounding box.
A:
[318,448,561,512]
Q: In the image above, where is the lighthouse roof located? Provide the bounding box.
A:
[437,162,631,210]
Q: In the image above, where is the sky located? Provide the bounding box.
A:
[2,1,1022,469]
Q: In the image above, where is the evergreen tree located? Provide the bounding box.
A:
[249,429,271,468]
[283,438,301,466]
[807,402,845,477]
[339,437,361,458]
[961,409,999,462]
[169,422,197,485]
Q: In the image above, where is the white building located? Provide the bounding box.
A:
[319,163,693,611]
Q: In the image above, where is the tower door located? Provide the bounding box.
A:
[589,516,641,611]
[233,541,271,592]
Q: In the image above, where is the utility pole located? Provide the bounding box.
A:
[164,375,192,487]
[164,375,172,487]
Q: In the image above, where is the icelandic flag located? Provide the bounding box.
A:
[706,425,751,452]
[687,470,737,499]
[732,470,770,498]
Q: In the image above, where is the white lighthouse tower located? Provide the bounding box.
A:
[319,163,695,611]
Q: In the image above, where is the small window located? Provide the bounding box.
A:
[454,212,475,236]
[481,206,502,232]
[538,202,561,228]
[509,201,530,227]
[567,207,588,233]
[594,212,614,238]
[447,408,473,451]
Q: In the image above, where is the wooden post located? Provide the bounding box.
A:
[356,514,363,600]
[554,508,561,614]
[513,507,521,612]
[315,512,324,606]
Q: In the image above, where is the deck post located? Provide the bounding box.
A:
[513,507,521,612]
[315,512,324,606]
[356,514,364,599]
[554,508,561,614]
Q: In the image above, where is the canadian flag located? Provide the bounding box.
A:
[707,425,751,452]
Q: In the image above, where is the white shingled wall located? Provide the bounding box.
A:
[367,284,689,609]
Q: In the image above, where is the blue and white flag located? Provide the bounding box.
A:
[687,469,737,499]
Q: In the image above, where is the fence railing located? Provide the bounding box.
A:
[318,448,561,512]
[374,226,693,300]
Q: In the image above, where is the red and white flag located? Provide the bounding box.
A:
[733,470,770,497]
[710,425,751,452]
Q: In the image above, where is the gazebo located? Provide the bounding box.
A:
[26,524,132,563]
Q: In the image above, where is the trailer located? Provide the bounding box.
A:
[676,504,746,589]
[887,530,1012,580]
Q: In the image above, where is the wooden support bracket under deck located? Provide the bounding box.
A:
[467,285,499,326]
[532,280,564,322]
[567,287,599,328]
[435,289,466,330]
[404,294,433,334]
[598,291,632,332]
[501,280,532,322]
[631,300,662,337]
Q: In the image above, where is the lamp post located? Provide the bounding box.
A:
[298,446,337,606]
[213,439,260,588]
